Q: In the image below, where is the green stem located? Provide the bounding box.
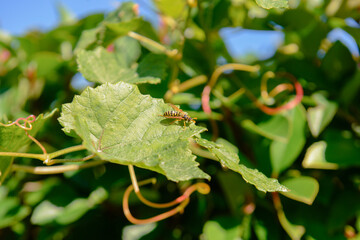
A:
[127,31,178,58]
[46,153,96,166]
[0,152,45,160]
[12,160,105,174]
[48,144,87,159]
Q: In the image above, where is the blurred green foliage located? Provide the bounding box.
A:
[0,0,360,239]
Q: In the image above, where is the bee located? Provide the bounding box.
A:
[159,104,197,128]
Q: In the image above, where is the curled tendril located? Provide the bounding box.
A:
[123,165,210,224]
[201,64,303,116]
[0,115,36,130]
[256,71,304,115]
[0,115,47,155]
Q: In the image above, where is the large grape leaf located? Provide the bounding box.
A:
[0,110,57,184]
[195,138,288,193]
[58,82,209,182]
[76,47,161,85]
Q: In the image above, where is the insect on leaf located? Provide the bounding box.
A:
[58,82,209,182]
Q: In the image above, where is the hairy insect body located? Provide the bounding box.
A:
[163,110,182,118]
[160,104,197,128]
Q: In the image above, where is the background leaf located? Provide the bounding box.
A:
[280,176,319,205]
[76,47,161,84]
[270,106,306,175]
[307,93,338,137]
[255,0,288,9]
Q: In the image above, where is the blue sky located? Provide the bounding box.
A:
[0,1,358,60]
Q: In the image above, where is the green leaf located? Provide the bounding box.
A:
[270,106,306,175]
[137,53,168,80]
[33,52,63,78]
[55,199,91,225]
[155,0,187,19]
[307,93,338,138]
[195,138,288,192]
[114,36,141,68]
[321,41,356,82]
[58,82,209,182]
[104,18,142,36]
[0,197,31,228]
[0,110,57,184]
[122,223,157,240]
[31,200,63,225]
[74,27,102,52]
[280,176,319,205]
[255,0,288,9]
[77,47,160,84]
[302,141,338,169]
[303,131,360,169]
[242,115,289,142]
[203,218,241,240]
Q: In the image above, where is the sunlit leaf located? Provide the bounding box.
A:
[76,47,160,84]
[31,200,63,225]
[303,131,360,169]
[281,176,319,205]
[58,82,209,182]
[255,0,288,9]
[195,138,288,192]
[155,0,187,19]
[302,141,338,169]
[307,93,338,138]
[122,223,157,240]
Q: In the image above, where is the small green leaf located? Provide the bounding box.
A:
[302,141,338,169]
[114,36,141,68]
[77,47,160,84]
[56,199,91,225]
[280,176,319,205]
[31,200,63,225]
[0,197,31,228]
[0,110,57,184]
[242,115,289,142]
[255,0,288,9]
[105,18,142,36]
[122,223,157,240]
[270,106,306,175]
[137,53,168,80]
[33,52,63,78]
[155,0,187,19]
[203,218,241,240]
[303,131,360,169]
[195,138,288,192]
[74,27,102,52]
[58,82,209,182]
[307,93,338,138]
